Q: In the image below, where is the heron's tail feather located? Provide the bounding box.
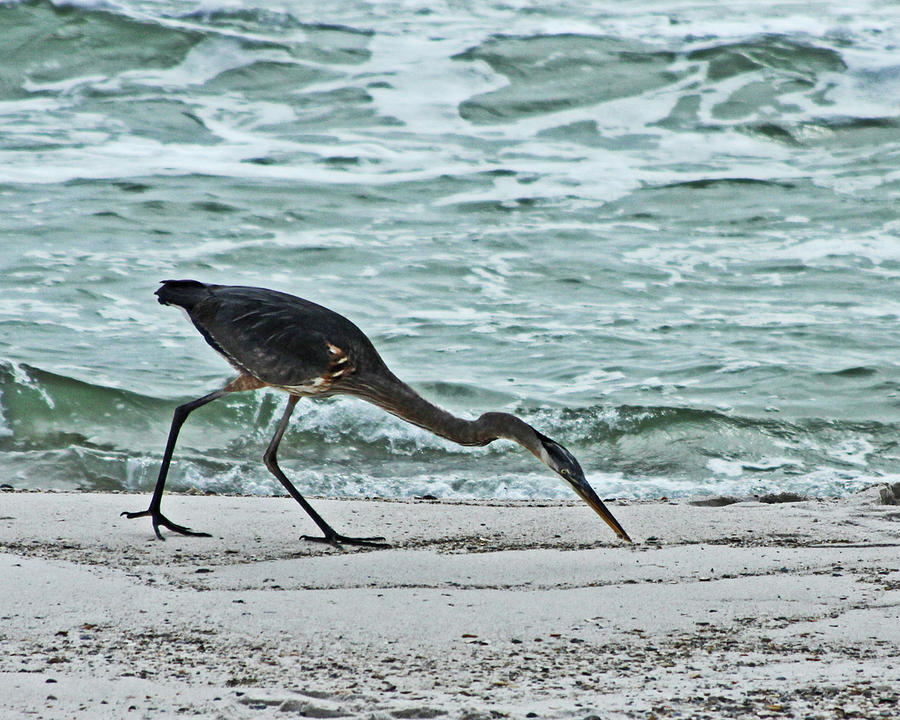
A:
[155,279,211,310]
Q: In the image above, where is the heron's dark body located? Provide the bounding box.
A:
[157,280,384,393]
[124,279,631,545]
[156,279,492,447]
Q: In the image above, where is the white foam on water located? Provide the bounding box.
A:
[0,391,13,438]
[22,74,109,95]
[364,30,504,137]
[826,437,875,467]
[707,458,744,477]
[5,361,55,410]
[716,360,763,374]
[131,35,287,89]
[743,457,803,472]
[766,234,900,266]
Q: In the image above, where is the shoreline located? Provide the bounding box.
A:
[2,488,898,719]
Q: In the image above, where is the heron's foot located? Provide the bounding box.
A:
[301,532,390,549]
[121,508,212,541]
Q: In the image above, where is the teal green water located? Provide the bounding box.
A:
[1,0,899,501]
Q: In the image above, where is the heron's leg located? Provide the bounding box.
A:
[264,395,389,549]
[121,388,228,539]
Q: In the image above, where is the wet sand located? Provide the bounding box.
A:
[1,487,899,719]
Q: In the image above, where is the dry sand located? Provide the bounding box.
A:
[1,487,899,719]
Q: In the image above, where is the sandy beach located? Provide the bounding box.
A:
[1,487,898,719]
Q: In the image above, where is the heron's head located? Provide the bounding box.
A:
[535,432,632,542]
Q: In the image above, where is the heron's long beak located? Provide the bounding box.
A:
[569,473,632,542]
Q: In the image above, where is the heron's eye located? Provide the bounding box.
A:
[559,468,570,477]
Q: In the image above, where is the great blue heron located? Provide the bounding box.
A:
[123,280,632,546]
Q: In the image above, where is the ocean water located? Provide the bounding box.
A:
[1,0,899,504]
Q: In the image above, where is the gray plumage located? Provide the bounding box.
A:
[123,280,631,546]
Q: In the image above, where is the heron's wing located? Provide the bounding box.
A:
[187,288,360,387]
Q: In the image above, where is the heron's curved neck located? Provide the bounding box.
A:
[348,372,540,452]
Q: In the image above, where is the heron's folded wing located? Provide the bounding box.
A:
[187,289,344,387]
